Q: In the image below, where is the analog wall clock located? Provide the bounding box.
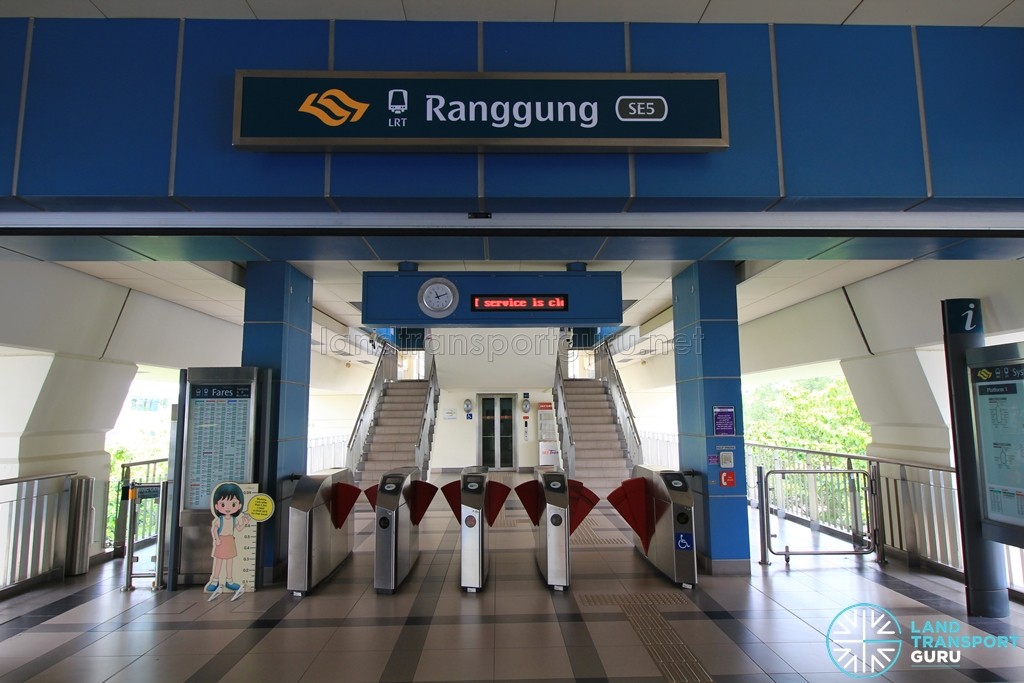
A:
[417,277,459,318]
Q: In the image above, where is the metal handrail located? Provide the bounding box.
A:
[595,341,642,468]
[347,343,398,471]
[745,442,956,473]
[414,354,440,474]
[110,458,169,555]
[0,472,75,593]
[553,358,576,476]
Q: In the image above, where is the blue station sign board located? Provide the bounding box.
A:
[233,71,728,152]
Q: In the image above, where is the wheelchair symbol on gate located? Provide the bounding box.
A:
[675,532,693,551]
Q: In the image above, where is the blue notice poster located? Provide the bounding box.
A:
[713,405,736,436]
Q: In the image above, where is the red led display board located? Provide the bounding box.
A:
[471,295,568,311]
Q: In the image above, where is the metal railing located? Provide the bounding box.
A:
[0,472,74,593]
[639,431,679,468]
[414,355,440,474]
[553,357,576,476]
[109,458,170,556]
[594,342,643,469]
[746,443,967,577]
[308,435,351,473]
[347,343,398,474]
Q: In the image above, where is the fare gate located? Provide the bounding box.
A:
[440,466,512,592]
[365,467,437,594]
[608,464,698,588]
[514,468,598,591]
[287,468,362,596]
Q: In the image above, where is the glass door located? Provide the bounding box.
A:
[480,395,515,469]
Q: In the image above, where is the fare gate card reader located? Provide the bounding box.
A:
[440,466,512,592]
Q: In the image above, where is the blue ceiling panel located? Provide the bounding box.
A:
[772,196,921,211]
[774,25,926,203]
[18,197,183,212]
[709,236,850,260]
[105,235,266,261]
[912,197,1024,212]
[630,24,780,206]
[629,197,777,212]
[598,236,728,260]
[364,236,485,260]
[239,236,377,261]
[485,197,629,213]
[18,20,179,199]
[330,153,478,206]
[484,154,629,206]
[174,20,329,201]
[918,28,1024,202]
[484,23,625,72]
[0,20,26,201]
[336,197,480,213]
[813,236,964,259]
[922,238,1024,260]
[334,21,477,71]
[0,236,152,261]
[487,237,606,261]
[176,197,335,212]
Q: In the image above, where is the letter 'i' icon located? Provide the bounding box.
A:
[962,302,977,331]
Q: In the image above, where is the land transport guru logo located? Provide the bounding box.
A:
[827,603,1022,677]
[827,603,902,677]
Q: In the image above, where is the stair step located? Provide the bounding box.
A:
[375,417,422,427]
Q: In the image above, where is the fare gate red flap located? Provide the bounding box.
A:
[407,480,438,526]
[363,484,379,511]
[607,478,653,553]
[567,479,600,535]
[440,480,462,521]
[514,480,543,526]
[331,482,363,529]
[484,481,512,526]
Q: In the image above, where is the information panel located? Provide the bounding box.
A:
[969,355,1024,529]
[184,381,255,510]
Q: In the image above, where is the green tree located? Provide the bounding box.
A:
[744,376,870,455]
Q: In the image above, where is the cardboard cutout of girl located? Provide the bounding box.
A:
[207,482,250,599]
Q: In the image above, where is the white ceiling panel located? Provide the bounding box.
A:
[291,261,364,284]
[93,0,254,19]
[57,261,149,279]
[554,0,706,23]
[702,0,860,25]
[125,261,223,280]
[169,278,245,300]
[0,0,103,17]
[987,0,1024,27]
[403,0,556,22]
[108,278,210,301]
[847,0,1016,26]
[246,0,405,20]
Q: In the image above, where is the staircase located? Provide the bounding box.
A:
[356,379,430,487]
[562,378,630,496]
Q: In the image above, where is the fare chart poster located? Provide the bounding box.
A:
[972,364,1024,527]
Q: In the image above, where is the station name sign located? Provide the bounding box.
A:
[233,70,728,152]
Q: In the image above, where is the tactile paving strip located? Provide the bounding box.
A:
[569,517,629,546]
[577,596,714,683]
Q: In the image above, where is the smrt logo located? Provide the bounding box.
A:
[299,89,369,126]
[826,603,902,678]
[978,368,993,380]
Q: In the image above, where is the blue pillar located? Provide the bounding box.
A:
[672,262,750,575]
[241,261,312,582]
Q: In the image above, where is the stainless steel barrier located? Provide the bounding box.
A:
[609,465,697,588]
[66,475,95,576]
[514,468,598,591]
[122,482,168,592]
[370,467,436,594]
[288,468,361,596]
[440,466,511,592]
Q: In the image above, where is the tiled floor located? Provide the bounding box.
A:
[2,472,1024,682]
